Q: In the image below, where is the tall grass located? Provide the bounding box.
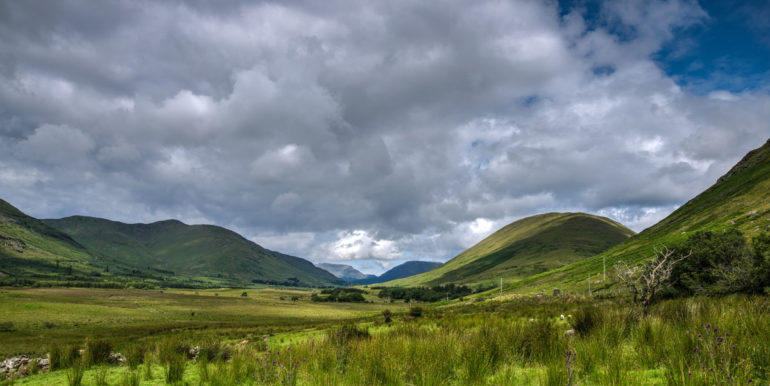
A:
[15,294,769,385]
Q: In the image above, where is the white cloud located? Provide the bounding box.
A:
[313,230,402,262]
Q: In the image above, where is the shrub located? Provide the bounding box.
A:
[327,323,370,346]
[0,322,14,332]
[198,339,231,362]
[569,306,604,336]
[49,344,64,371]
[382,309,392,323]
[65,359,85,386]
[241,291,248,297]
[125,343,146,370]
[672,229,752,295]
[409,306,423,318]
[164,356,185,384]
[85,338,112,367]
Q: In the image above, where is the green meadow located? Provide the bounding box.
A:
[0,287,405,359]
[2,291,768,385]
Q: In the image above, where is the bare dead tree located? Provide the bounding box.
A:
[615,246,691,315]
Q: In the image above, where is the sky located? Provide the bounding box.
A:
[0,0,768,275]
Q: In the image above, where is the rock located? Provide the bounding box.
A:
[560,314,565,320]
[748,210,758,218]
[0,355,49,379]
[188,346,200,359]
[529,318,535,322]
[565,329,576,336]
[107,352,126,365]
[239,339,250,345]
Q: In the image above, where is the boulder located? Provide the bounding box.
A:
[107,352,125,365]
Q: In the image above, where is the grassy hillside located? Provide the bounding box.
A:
[388,213,634,287]
[508,138,770,294]
[43,216,344,287]
[0,199,102,283]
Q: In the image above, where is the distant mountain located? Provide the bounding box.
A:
[508,138,770,293]
[387,213,634,286]
[354,261,442,285]
[43,216,344,287]
[317,263,374,281]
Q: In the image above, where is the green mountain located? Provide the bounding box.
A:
[508,138,770,294]
[354,261,443,285]
[388,213,634,287]
[0,199,101,282]
[43,216,344,287]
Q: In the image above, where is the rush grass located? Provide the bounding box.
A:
[5,294,768,385]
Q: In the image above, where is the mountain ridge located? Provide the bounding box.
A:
[316,263,374,281]
[43,215,344,287]
[387,212,635,286]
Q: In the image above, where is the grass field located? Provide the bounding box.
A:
[2,291,768,385]
[0,287,406,358]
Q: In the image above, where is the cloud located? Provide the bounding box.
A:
[0,0,768,269]
[313,230,402,263]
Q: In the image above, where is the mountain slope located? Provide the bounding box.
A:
[508,138,770,294]
[354,261,442,285]
[317,263,373,281]
[389,213,634,286]
[44,216,344,287]
[0,199,98,280]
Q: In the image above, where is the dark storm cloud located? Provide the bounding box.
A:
[0,0,768,273]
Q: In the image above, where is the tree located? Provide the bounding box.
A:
[615,246,690,316]
[671,229,752,295]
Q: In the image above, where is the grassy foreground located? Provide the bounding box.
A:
[3,291,768,385]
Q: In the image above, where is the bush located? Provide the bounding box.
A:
[327,323,370,346]
[409,306,423,318]
[671,230,752,295]
[569,306,604,336]
[125,343,146,370]
[164,356,185,384]
[241,291,248,297]
[0,322,14,332]
[50,344,82,370]
[65,359,85,386]
[382,309,392,323]
[85,338,112,367]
